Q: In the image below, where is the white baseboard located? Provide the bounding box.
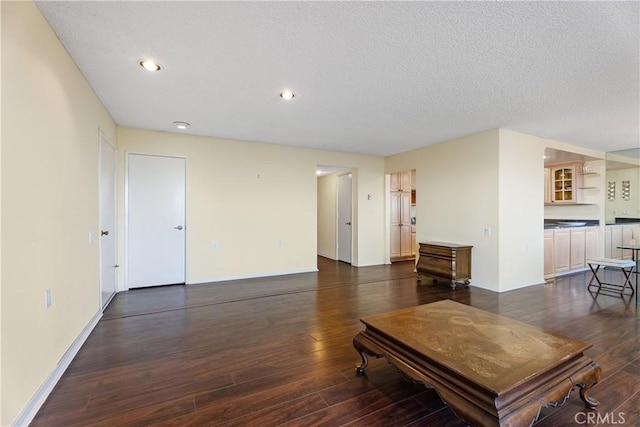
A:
[13,311,103,427]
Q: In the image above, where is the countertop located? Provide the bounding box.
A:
[544,219,599,229]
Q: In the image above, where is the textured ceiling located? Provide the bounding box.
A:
[35,1,639,157]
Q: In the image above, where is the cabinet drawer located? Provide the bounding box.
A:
[419,245,453,258]
[418,256,453,278]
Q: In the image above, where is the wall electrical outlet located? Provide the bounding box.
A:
[45,289,52,308]
[212,242,218,250]
[278,240,283,247]
[484,226,491,236]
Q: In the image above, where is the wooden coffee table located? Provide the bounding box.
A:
[353,300,601,427]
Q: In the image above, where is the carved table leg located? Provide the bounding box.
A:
[577,383,599,409]
[356,351,368,374]
[353,334,369,374]
[353,333,385,375]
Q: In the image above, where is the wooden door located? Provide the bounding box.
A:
[622,226,635,260]
[570,228,586,270]
[553,229,570,272]
[585,227,598,261]
[400,171,411,192]
[390,173,400,192]
[543,230,554,277]
[390,192,401,258]
[399,192,412,257]
[611,226,622,259]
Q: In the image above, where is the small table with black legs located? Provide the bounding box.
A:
[617,243,640,306]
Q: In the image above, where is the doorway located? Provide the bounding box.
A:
[337,173,353,264]
[99,131,117,308]
[127,154,186,288]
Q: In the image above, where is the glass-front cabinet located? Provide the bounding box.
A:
[550,164,582,203]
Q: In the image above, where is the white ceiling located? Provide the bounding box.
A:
[35,1,639,157]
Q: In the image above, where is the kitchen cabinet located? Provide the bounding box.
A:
[622,225,639,260]
[570,228,586,270]
[605,224,640,260]
[390,170,414,261]
[585,227,598,261]
[390,171,411,192]
[390,190,413,260]
[545,226,599,278]
[553,229,571,273]
[544,230,554,278]
[548,163,584,204]
[606,225,623,259]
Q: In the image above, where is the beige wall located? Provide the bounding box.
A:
[117,127,386,285]
[1,2,116,425]
[317,174,338,259]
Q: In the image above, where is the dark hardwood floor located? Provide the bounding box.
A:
[31,258,640,426]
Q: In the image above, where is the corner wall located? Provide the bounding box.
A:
[1,2,116,424]
[497,129,545,290]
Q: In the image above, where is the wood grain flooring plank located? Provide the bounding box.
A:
[215,394,328,427]
[279,385,436,426]
[193,357,351,411]
[404,406,469,427]
[85,395,195,427]
[341,395,435,427]
[159,372,349,426]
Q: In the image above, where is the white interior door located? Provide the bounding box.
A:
[337,173,352,263]
[127,154,186,288]
[99,132,117,308]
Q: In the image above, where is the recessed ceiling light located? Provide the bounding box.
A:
[173,121,190,130]
[139,59,161,72]
[280,90,295,100]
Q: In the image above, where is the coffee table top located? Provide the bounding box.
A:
[360,300,591,394]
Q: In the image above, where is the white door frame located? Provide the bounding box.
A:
[125,152,187,289]
[99,129,117,308]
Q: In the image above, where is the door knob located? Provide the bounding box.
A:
[174,225,184,230]
[346,222,352,226]
[101,230,109,236]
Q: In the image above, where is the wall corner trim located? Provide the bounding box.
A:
[13,311,103,427]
